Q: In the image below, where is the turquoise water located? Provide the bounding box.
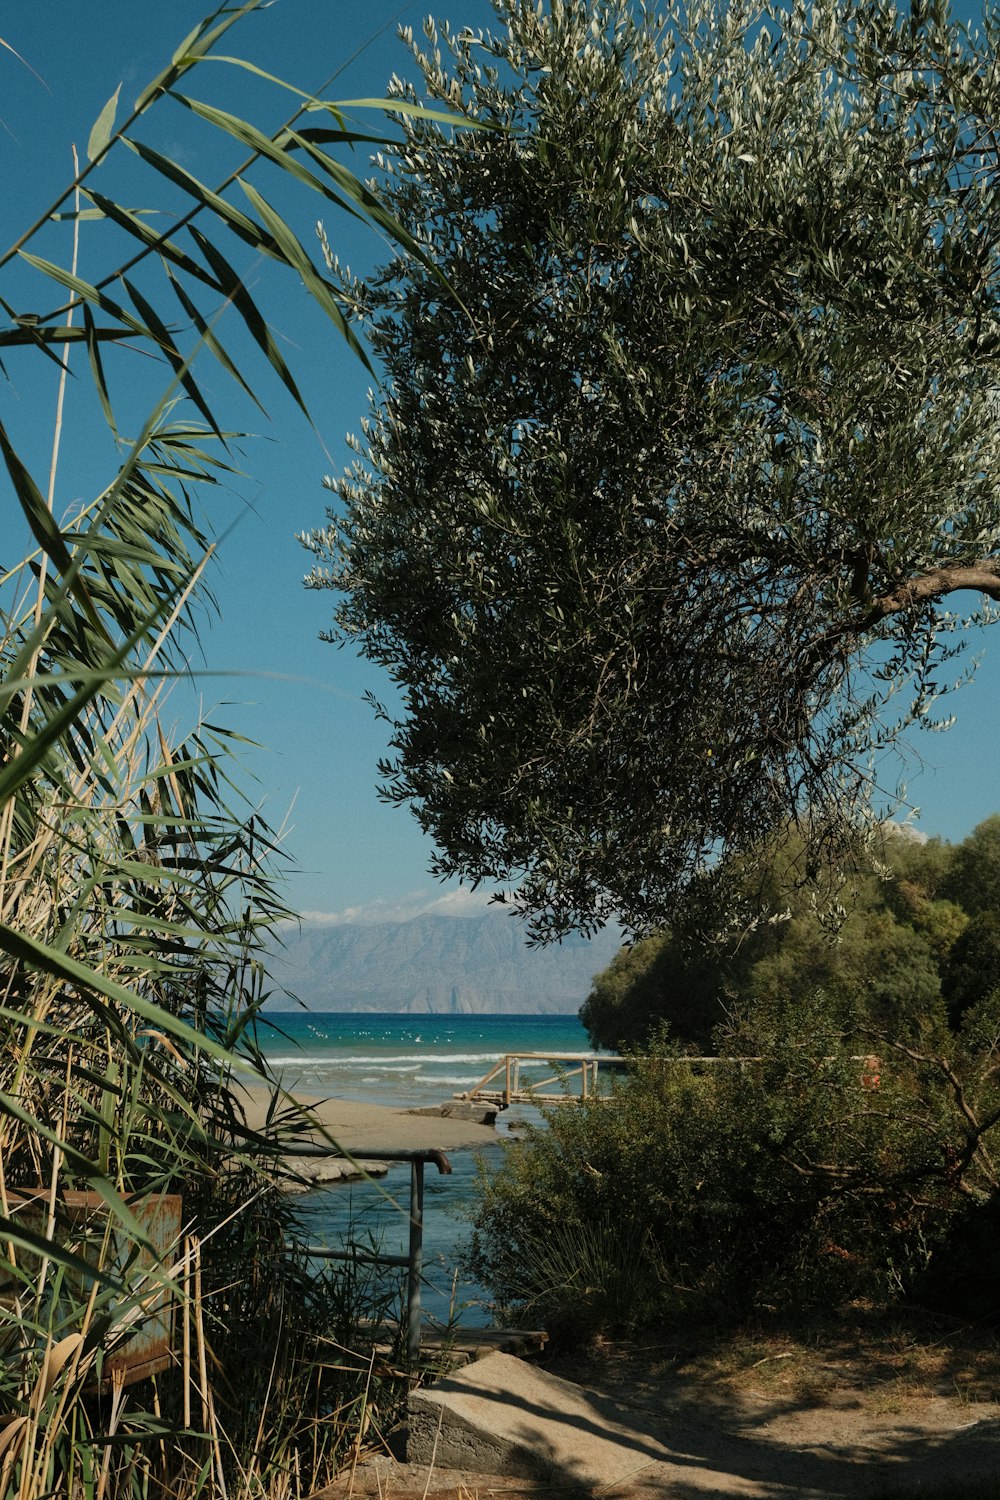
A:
[258,1012,599,1326]
[259,1010,597,1108]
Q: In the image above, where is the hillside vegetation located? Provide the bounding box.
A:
[582,821,998,1054]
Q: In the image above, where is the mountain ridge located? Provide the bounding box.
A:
[264,909,621,1014]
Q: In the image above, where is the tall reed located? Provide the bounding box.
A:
[0,6,449,1493]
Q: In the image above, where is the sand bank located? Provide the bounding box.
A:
[237,1082,501,1155]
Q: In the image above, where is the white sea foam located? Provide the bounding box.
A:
[417,1073,502,1086]
[269,1051,502,1066]
[344,1063,422,1074]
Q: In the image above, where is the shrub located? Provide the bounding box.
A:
[466,993,995,1343]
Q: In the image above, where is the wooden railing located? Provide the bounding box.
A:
[453,1051,882,1109]
[454,1052,625,1109]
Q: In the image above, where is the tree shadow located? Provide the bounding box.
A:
[406,1352,1000,1498]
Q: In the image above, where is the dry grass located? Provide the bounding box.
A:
[544,1305,1000,1417]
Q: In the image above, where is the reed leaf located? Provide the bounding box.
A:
[1,4,463,1493]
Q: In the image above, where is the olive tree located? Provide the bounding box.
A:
[304,0,1000,939]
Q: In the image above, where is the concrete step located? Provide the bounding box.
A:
[366,1322,548,1367]
[418,1324,549,1366]
[403,1353,1000,1500]
[407,1351,669,1487]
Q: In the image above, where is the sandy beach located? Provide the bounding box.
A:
[237,1081,501,1155]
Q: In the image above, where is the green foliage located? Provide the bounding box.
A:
[749,905,946,1039]
[564,827,1000,1341]
[580,932,738,1050]
[306,0,1000,940]
[941,912,1000,1028]
[583,828,963,1052]
[944,815,1000,917]
[468,991,1000,1342]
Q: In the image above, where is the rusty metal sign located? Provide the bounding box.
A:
[5,1188,182,1387]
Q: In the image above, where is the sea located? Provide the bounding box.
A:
[257,1012,598,1327]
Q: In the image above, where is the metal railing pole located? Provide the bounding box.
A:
[281,1147,450,1368]
[407,1158,425,1364]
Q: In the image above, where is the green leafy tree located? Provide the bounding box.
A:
[944,815,1000,917]
[585,894,949,1052]
[751,906,946,1036]
[941,911,1000,1027]
[304,0,1000,940]
[580,932,735,1050]
[582,827,957,1052]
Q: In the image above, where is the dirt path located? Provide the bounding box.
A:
[318,1318,1000,1500]
[323,1390,1000,1499]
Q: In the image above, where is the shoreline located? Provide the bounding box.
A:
[236,1080,502,1155]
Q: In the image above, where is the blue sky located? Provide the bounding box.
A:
[1,0,998,927]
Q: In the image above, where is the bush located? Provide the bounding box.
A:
[466,994,994,1343]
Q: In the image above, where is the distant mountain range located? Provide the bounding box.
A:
[264,910,622,1014]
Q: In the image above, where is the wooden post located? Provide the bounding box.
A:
[504,1055,511,1109]
[407,1159,424,1364]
